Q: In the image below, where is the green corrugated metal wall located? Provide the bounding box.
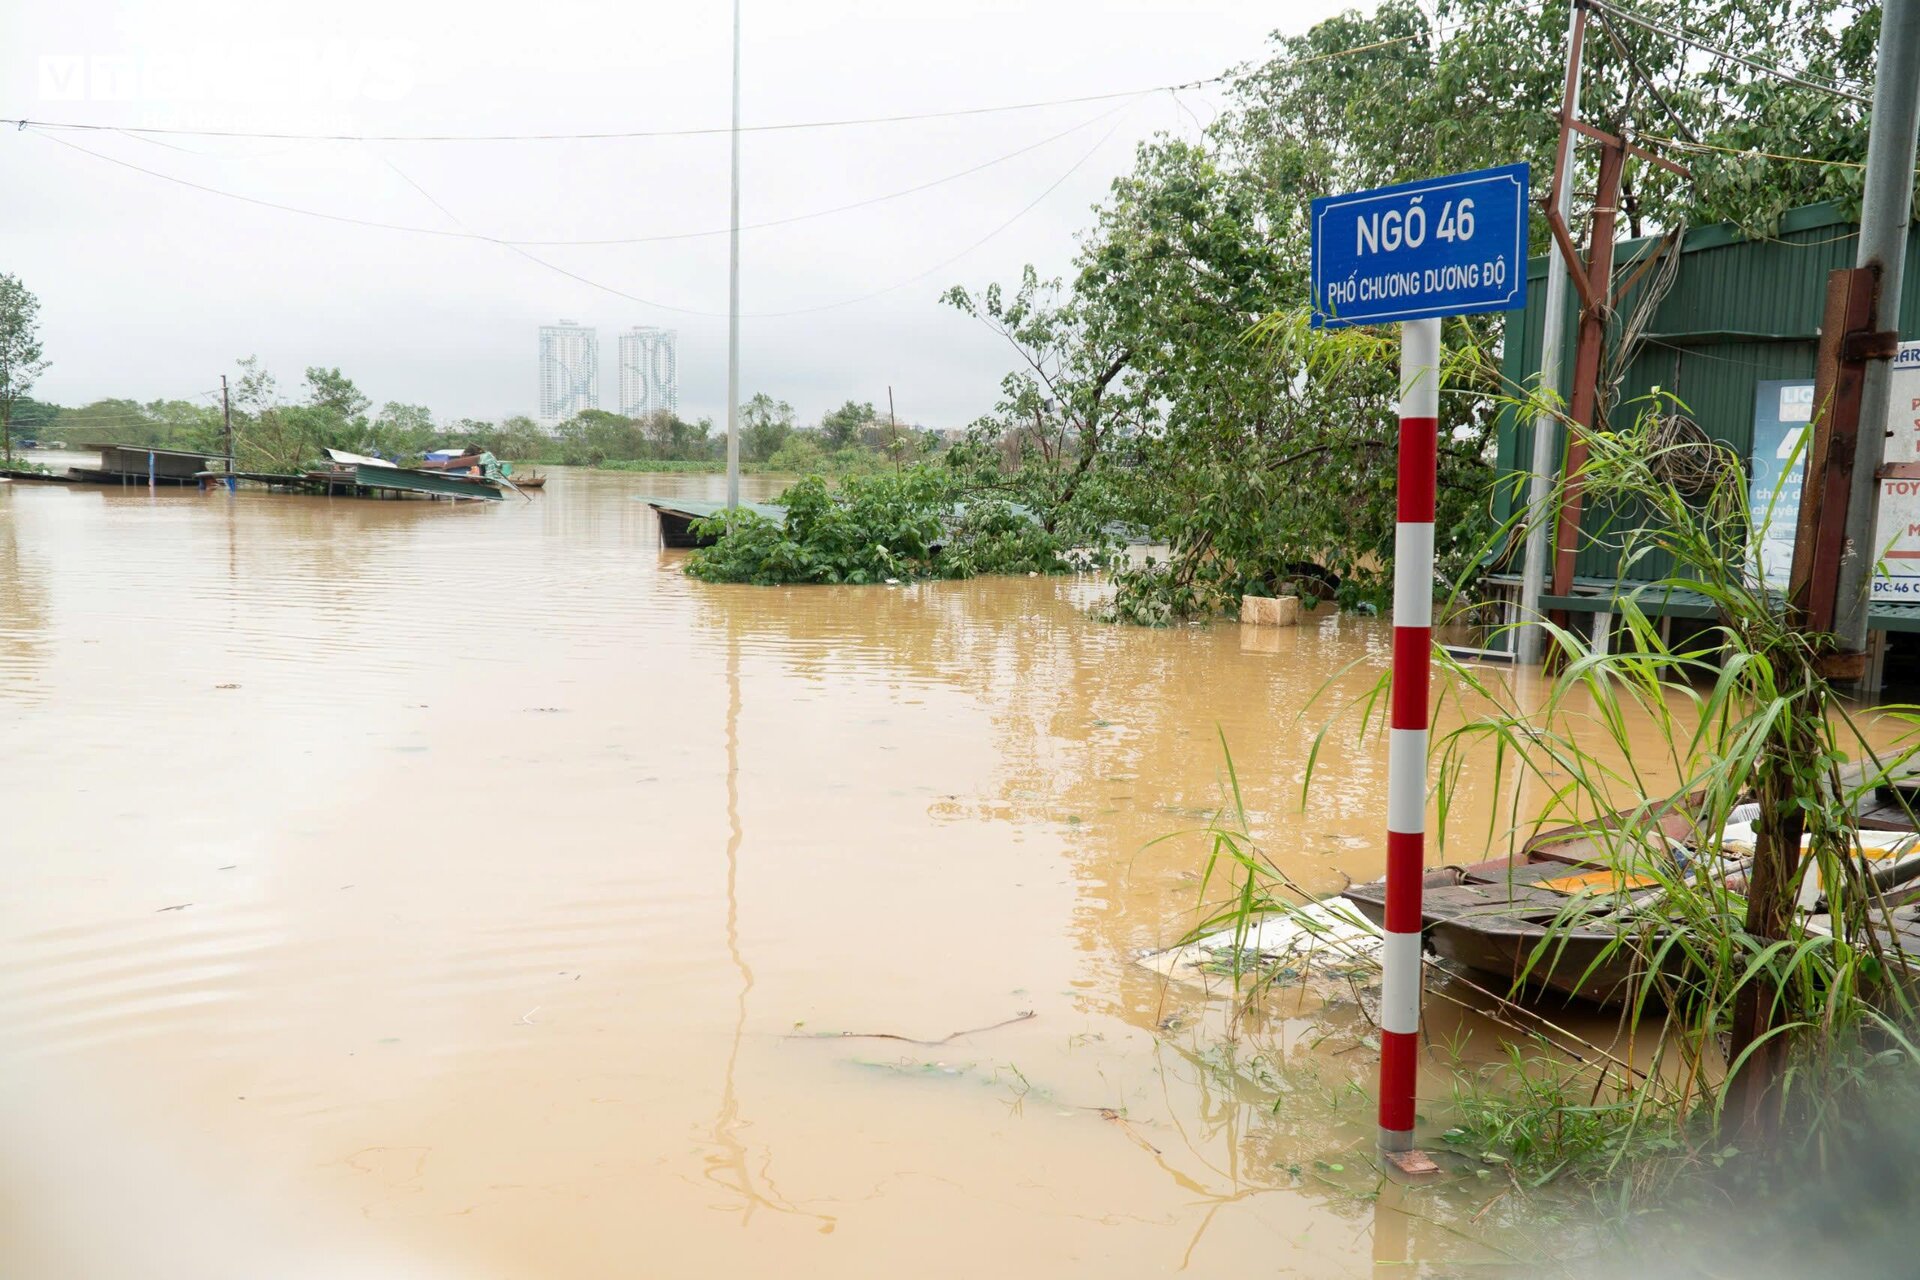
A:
[1494,202,1920,584]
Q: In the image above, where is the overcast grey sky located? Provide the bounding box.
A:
[3,1,1352,428]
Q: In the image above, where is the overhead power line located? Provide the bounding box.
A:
[0,15,1540,147]
[1585,0,1872,106]
[1639,132,1877,172]
[372,118,1130,320]
[753,120,1129,318]
[2,78,1221,143]
[23,99,1138,248]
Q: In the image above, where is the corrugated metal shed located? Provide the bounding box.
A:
[1495,202,1920,584]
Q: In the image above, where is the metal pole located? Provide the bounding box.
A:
[1515,0,1584,666]
[1834,0,1920,653]
[221,374,235,492]
[1379,315,1440,1154]
[888,385,900,474]
[1548,140,1626,609]
[724,0,743,510]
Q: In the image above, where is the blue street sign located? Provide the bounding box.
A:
[1310,163,1529,328]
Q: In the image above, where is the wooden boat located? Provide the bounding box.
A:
[1343,801,1920,1007]
[511,470,546,489]
[1344,809,1709,1005]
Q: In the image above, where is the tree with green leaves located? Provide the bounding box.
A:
[369,402,435,456]
[7,397,59,442]
[643,410,714,459]
[297,366,372,453]
[940,266,1139,544]
[303,367,370,423]
[480,414,552,461]
[948,0,1876,622]
[230,356,328,472]
[819,400,877,449]
[50,398,219,452]
[0,274,50,463]
[1218,0,1881,242]
[555,409,639,466]
[741,392,795,462]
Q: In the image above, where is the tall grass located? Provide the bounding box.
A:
[1425,398,1920,1146]
[1174,390,1920,1207]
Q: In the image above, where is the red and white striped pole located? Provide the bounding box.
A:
[1380,315,1439,1153]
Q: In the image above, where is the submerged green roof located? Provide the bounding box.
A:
[638,497,785,520]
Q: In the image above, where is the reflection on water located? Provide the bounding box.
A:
[0,497,52,702]
[0,467,1638,1275]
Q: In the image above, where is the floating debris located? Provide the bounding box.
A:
[1139,900,1382,998]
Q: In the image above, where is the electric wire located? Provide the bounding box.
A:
[1588,6,1698,143]
[3,78,1220,143]
[751,119,1128,318]
[10,0,1612,331]
[1585,0,1872,106]
[430,118,1130,320]
[1639,133,1875,172]
[25,99,1139,248]
[12,11,1493,256]
[0,17,1537,146]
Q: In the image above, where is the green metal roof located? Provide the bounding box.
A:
[1495,198,1919,587]
[638,497,785,520]
[353,464,506,501]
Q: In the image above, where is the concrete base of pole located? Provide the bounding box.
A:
[1383,1147,1441,1176]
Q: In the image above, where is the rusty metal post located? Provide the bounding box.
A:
[1735,275,1869,1129]
[1787,269,1880,644]
[1548,140,1626,615]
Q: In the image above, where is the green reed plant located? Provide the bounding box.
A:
[1428,394,1920,1145]
[1168,383,1920,1211]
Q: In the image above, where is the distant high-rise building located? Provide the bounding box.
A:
[618,327,679,418]
[538,321,599,423]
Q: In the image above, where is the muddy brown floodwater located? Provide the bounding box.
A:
[0,464,1775,1276]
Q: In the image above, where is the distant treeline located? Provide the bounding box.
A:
[11,364,945,474]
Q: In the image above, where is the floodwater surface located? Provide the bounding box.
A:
[0,466,1661,1276]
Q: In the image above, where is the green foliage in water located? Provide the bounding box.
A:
[683,468,1072,586]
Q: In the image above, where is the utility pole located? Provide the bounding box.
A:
[724,0,743,510]
[887,385,900,474]
[221,374,234,488]
[1832,0,1920,654]
[1548,140,1626,607]
[1515,0,1584,666]
[1535,6,1686,629]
